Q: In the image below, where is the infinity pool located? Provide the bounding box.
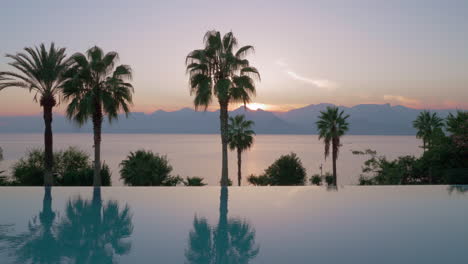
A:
[0,186,467,263]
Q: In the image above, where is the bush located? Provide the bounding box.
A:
[310,174,322,186]
[11,147,111,186]
[120,150,180,186]
[247,153,306,186]
[184,176,207,186]
[324,173,334,186]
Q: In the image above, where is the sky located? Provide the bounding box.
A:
[0,0,467,115]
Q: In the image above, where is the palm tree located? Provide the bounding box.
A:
[228,115,255,186]
[316,106,350,186]
[446,110,467,136]
[0,43,70,186]
[413,110,444,152]
[186,31,260,186]
[63,46,134,186]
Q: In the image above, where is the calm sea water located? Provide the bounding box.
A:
[0,134,422,186]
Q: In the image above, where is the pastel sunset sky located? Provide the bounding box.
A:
[0,0,467,115]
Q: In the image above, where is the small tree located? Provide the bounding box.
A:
[120,150,180,186]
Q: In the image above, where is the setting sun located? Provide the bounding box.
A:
[246,103,269,111]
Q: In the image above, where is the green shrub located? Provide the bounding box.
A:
[120,150,179,186]
[310,174,322,186]
[324,173,334,186]
[11,147,111,186]
[247,153,306,186]
[184,176,207,186]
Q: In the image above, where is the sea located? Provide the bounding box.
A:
[0,134,422,186]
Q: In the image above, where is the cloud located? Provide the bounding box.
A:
[276,59,337,90]
[286,71,337,90]
[383,95,422,108]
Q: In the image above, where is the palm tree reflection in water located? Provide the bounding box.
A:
[5,187,133,264]
[186,187,259,264]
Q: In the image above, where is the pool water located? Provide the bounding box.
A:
[0,186,467,263]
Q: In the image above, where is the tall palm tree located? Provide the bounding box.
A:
[228,115,255,186]
[0,43,70,186]
[63,46,134,186]
[413,110,444,152]
[186,31,260,186]
[316,106,350,186]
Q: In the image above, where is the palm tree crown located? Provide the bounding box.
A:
[316,106,350,160]
[413,110,444,151]
[186,31,260,109]
[0,43,69,103]
[228,114,255,152]
[63,46,134,124]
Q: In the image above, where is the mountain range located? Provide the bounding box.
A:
[0,104,463,135]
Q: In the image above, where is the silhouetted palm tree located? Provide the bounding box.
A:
[228,115,255,186]
[186,31,260,186]
[446,110,467,136]
[0,43,71,186]
[63,46,134,186]
[57,188,133,263]
[185,187,259,264]
[413,111,444,152]
[316,106,350,186]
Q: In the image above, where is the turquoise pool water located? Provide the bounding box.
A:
[0,186,467,263]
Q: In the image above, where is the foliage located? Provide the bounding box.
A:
[63,46,134,125]
[228,115,255,152]
[316,106,350,160]
[446,110,468,149]
[120,150,182,186]
[413,110,444,151]
[355,139,468,185]
[247,153,306,186]
[184,176,207,186]
[310,174,322,186]
[10,147,111,186]
[324,173,334,186]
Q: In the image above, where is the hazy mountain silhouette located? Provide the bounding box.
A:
[0,104,463,135]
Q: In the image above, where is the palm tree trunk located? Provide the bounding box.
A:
[92,105,103,187]
[219,102,229,186]
[237,149,242,186]
[43,104,54,186]
[332,142,337,186]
